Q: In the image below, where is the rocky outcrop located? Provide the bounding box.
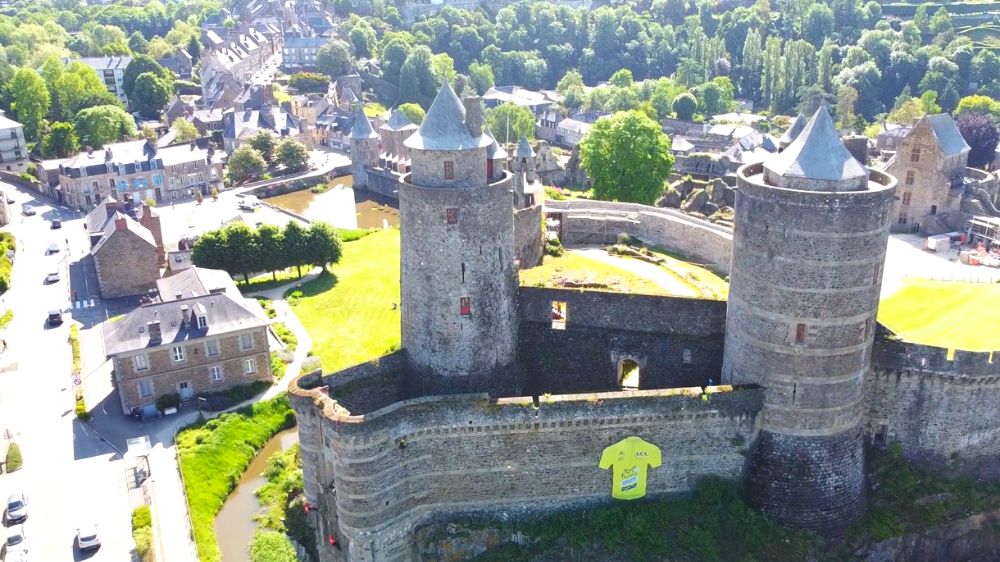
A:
[681,188,708,213]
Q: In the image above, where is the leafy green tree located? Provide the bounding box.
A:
[170,118,200,142]
[41,122,79,158]
[609,68,634,88]
[226,145,267,184]
[802,4,835,48]
[282,221,311,277]
[74,105,136,147]
[224,223,260,283]
[672,93,697,120]
[249,530,297,562]
[920,91,942,115]
[247,131,277,165]
[348,22,375,58]
[380,38,410,85]
[556,69,584,95]
[191,229,233,274]
[486,103,535,143]
[835,85,858,128]
[305,222,343,270]
[131,72,171,118]
[928,7,953,35]
[9,69,50,141]
[956,111,1000,168]
[399,45,437,104]
[129,31,149,54]
[398,103,425,125]
[579,110,674,205]
[53,61,121,120]
[316,39,352,78]
[430,53,456,86]
[955,95,1000,119]
[123,55,171,100]
[887,98,925,125]
[186,36,201,60]
[256,224,285,280]
[275,138,309,171]
[288,72,330,94]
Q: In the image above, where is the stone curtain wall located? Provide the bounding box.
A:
[518,287,726,393]
[290,367,763,562]
[364,167,402,200]
[545,199,734,274]
[513,205,544,269]
[865,338,1000,477]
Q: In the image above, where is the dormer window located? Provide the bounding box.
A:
[197,315,208,329]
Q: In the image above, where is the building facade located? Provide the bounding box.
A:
[282,36,325,72]
[73,56,132,104]
[92,212,161,299]
[0,110,27,173]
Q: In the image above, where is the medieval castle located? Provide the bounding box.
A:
[289,84,1000,562]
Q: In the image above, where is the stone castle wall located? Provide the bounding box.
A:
[518,287,726,394]
[865,337,1000,477]
[545,199,733,274]
[289,365,763,562]
[364,167,402,200]
[513,205,544,269]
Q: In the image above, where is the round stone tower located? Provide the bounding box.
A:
[349,105,379,188]
[400,83,519,396]
[723,106,896,536]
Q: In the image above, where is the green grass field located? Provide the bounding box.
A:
[878,278,1000,352]
[290,229,401,372]
[519,252,672,295]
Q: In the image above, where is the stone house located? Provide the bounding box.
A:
[281,35,325,72]
[86,195,165,262]
[885,114,971,233]
[0,110,27,173]
[92,212,160,299]
[103,267,273,415]
[157,49,193,79]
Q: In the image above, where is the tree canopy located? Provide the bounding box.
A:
[226,144,267,185]
[192,221,343,282]
[579,110,674,205]
[276,138,309,171]
[486,103,535,144]
[9,69,50,141]
[131,72,171,119]
[73,104,135,148]
[957,112,1000,169]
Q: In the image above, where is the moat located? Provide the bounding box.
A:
[266,175,400,230]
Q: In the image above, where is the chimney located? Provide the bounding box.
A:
[463,96,483,138]
[147,321,162,343]
[181,304,191,326]
[842,135,869,166]
[114,215,127,231]
[175,291,183,300]
[86,146,94,156]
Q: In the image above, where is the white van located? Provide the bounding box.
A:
[238,196,261,211]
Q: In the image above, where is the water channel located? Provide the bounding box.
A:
[265,175,400,230]
[215,428,301,562]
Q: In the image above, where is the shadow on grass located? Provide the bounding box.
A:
[285,270,338,298]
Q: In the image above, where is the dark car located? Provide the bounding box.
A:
[50,218,62,229]
[47,309,63,327]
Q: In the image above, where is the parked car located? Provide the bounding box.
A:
[5,195,13,205]
[238,196,261,211]
[76,523,100,552]
[4,493,27,524]
[45,243,59,255]
[46,309,63,327]
[21,205,34,216]
[4,524,27,557]
[50,218,62,229]
[44,270,59,284]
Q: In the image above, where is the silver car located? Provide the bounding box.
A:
[3,524,27,558]
[76,523,100,551]
[5,493,27,524]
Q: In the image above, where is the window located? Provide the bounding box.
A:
[133,354,149,371]
[901,192,911,205]
[205,339,220,357]
[905,170,915,186]
[244,358,257,374]
[898,213,908,225]
[551,301,567,330]
[682,349,692,364]
[240,333,254,350]
[210,365,223,381]
[460,296,471,317]
[138,380,154,398]
[171,345,186,362]
[197,315,207,329]
[446,207,459,224]
[444,160,454,180]
[930,205,937,216]
[153,174,162,186]
[911,147,921,162]
[795,323,806,344]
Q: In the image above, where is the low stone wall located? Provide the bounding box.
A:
[545,200,733,275]
[364,167,401,200]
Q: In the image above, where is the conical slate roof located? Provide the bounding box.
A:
[404,82,491,151]
[516,134,535,158]
[763,105,868,191]
[484,124,507,160]
[779,113,808,148]
[381,108,418,131]
[349,105,377,140]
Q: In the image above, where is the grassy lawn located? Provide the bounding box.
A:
[878,278,1000,352]
[290,229,400,372]
[177,395,295,562]
[641,247,729,300]
[519,253,671,295]
[238,268,308,294]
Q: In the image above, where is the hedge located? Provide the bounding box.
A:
[5,442,22,472]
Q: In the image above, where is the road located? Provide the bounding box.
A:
[0,184,134,562]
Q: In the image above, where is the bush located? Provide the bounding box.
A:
[544,185,567,201]
[144,198,157,207]
[270,352,286,380]
[257,298,277,319]
[132,505,152,530]
[157,393,181,411]
[249,530,297,562]
[17,172,36,184]
[198,380,271,411]
[544,235,564,257]
[133,526,153,558]
[5,442,22,472]
[0,309,13,330]
[273,323,297,351]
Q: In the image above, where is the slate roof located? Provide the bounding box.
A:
[0,111,22,130]
[157,267,240,300]
[779,113,808,147]
[483,125,507,160]
[349,105,378,139]
[61,140,161,179]
[103,291,270,356]
[283,36,326,49]
[91,212,157,256]
[404,82,491,151]
[380,108,417,132]
[925,114,971,157]
[516,135,535,158]
[763,105,868,186]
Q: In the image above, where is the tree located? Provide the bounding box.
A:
[288,72,330,94]
[9,69,50,141]
[835,85,858,129]
[316,40,352,78]
[282,221,311,277]
[920,91,942,115]
[224,223,260,283]
[247,131,278,166]
[122,55,171,100]
[609,68,634,88]
[305,222,343,270]
[956,112,1000,169]
[131,72,171,118]
[467,62,494,95]
[41,122,79,158]
[672,93,697,120]
[802,4,835,48]
[399,45,437,103]
[955,95,1000,119]
[276,138,309,171]
[186,36,201,60]
[579,110,674,205]
[887,98,925,125]
[486,103,536,143]
[129,31,149,55]
[256,224,285,280]
[52,61,121,120]
[226,145,267,184]
[170,118,200,142]
[73,105,136,147]
[191,228,233,274]
[398,103,425,125]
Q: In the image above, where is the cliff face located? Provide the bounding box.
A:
[861,508,1000,562]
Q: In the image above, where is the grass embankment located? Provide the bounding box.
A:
[520,252,672,295]
[249,444,316,562]
[290,229,400,372]
[877,278,1000,351]
[472,477,819,562]
[177,395,295,562]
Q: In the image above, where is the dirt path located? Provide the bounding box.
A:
[571,248,699,297]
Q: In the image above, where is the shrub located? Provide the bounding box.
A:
[249,530,297,562]
[144,198,157,207]
[157,393,181,411]
[26,163,37,176]
[544,185,566,201]
[273,323,297,351]
[0,309,12,329]
[5,442,22,472]
[270,352,287,380]
[174,79,201,95]
[616,232,632,246]
[257,298,277,319]
[132,505,152,530]
[211,188,219,201]
[17,172,36,184]
[133,526,153,558]
[544,235,564,257]
[199,380,271,411]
